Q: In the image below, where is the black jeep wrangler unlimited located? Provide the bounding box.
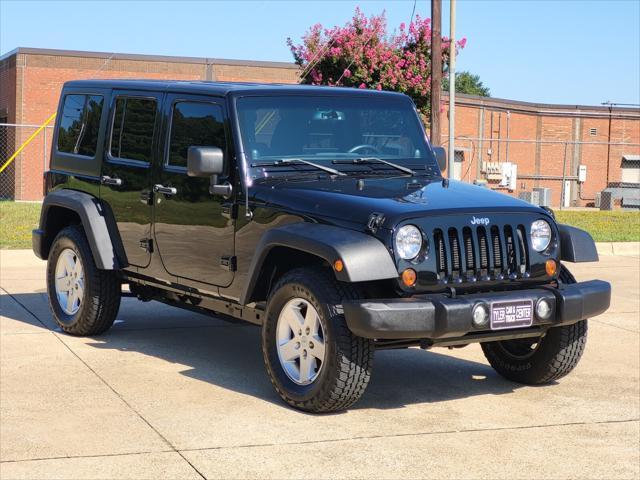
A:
[34,80,611,412]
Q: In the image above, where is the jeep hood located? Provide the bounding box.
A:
[252,176,546,227]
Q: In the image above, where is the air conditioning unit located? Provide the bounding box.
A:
[519,191,540,206]
[533,187,552,207]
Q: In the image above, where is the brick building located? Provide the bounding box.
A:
[440,94,640,207]
[1,47,639,206]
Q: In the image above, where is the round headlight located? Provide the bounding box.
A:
[531,219,552,252]
[395,225,423,260]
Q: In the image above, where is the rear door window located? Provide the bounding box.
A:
[57,94,104,157]
[109,97,157,163]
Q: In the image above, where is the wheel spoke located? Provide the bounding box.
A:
[304,306,320,334]
[309,335,325,361]
[63,254,76,275]
[55,275,68,293]
[298,352,315,383]
[282,305,304,333]
[66,289,76,312]
[279,339,299,362]
[76,279,84,299]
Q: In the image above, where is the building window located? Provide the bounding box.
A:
[167,102,225,169]
[110,97,157,163]
[621,154,640,184]
[589,127,598,136]
[57,94,104,157]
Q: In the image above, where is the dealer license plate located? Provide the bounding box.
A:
[490,300,533,330]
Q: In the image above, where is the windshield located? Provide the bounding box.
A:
[236,95,438,179]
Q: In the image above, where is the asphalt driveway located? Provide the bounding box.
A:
[1,249,638,479]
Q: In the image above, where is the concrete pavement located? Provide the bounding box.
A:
[1,249,638,479]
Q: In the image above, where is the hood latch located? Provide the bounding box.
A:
[366,212,386,233]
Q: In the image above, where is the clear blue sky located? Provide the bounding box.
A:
[1,0,639,106]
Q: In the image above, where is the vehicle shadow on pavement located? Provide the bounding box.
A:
[3,294,522,411]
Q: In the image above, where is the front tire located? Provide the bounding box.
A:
[47,225,121,336]
[262,268,374,413]
[481,265,588,384]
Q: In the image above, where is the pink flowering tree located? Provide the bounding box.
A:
[287,8,467,117]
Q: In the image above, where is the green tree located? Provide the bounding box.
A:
[443,71,490,97]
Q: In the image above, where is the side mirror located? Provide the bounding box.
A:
[187,146,232,198]
[187,146,224,177]
[433,146,447,173]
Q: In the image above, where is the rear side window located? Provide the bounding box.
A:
[110,97,157,163]
[57,94,104,157]
[167,102,225,168]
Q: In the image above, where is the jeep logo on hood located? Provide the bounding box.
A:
[470,216,490,225]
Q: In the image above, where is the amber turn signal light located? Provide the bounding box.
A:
[333,259,344,272]
[545,259,557,276]
[401,268,417,287]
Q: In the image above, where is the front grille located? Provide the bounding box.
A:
[433,223,529,281]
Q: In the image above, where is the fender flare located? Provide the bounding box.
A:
[240,222,398,305]
[35,190,127,270]
[557,224,599,263]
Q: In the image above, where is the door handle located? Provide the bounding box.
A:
[101,175,123,186]
[153,184,177,196]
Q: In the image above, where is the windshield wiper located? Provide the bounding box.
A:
[332,157,415,176]
[251,158,346,176]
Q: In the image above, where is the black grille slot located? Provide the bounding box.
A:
[434,229,446,273]
[477,227,489,269]
[491,226,502,269]
[517,225,528,272]
[504,226,517,273]
[463,227,475,270]
[448,228,461,271]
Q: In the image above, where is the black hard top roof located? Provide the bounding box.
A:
[63,79,408,99]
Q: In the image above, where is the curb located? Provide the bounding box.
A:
[596,242,640,257]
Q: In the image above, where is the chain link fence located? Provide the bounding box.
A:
[442,137,640,210]
[0,123,53,201]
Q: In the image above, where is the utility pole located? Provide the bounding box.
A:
[448,0,456,179]
[430,0,442,146]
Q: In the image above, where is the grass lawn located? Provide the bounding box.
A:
[0,201,41,249]
[0,201,638,249]
[554,210,640,242]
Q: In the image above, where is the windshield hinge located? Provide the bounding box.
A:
[139,238,154,253]
[220,255,237,272]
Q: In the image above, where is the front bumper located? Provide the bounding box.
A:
[343,280,611,340]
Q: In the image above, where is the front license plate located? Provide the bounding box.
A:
[490,300,533,330]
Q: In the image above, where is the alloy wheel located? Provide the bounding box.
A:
[276,298,326,385]
[54,248,84,315]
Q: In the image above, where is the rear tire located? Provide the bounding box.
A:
[47,225,121,336]
[262,268,374,413]
[481,265,587,384]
